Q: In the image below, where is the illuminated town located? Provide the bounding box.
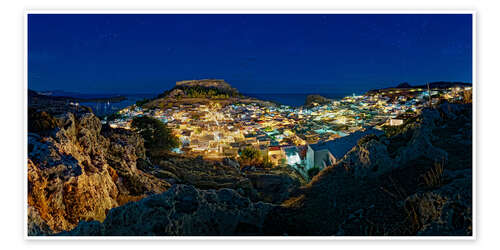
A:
[106,83,471,176]
[26,13,474,237]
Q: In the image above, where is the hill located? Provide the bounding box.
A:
[367,81,472,95]
[141,79,275,109]
[157,79,240,99]
[176,79,238,92]
[304,94,334,107]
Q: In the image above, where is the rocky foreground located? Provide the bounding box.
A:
[27,101,472,236]
[264,102,472,236]
[27,111,170,235]
[59,185,275,236]
[27,106,304,236]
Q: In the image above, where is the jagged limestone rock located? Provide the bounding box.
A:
[413,169,472,236]
[27,112,169,234]
[59,185,275,236]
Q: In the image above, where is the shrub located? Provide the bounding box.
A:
[239,147,262,166]
[381,125,402,137]
[135,98,150,107]
[307,167,321,178]
[169,85,238,99]
[280,158,286,166]
[358,134,378,146]
[463,89,472,104]
[106,112,123,121]
[261,154,274,168]
[192,114,201,120]
[262,160,274,169]
[419,160,444,189]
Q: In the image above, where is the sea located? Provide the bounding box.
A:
[77,93,157,116]
[246,93,353,107]
[73,92,353,116]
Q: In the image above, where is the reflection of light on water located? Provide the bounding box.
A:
[86,102,114,116]
[80,95,155,116]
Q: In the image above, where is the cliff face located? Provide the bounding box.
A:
[27,112,169,235]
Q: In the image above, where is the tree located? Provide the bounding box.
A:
[135,98,150,107]
[192,114,201,120]
[239,147,262,166]
[131,116,179,156]
[280,158,286,166]
[262,154,274,168]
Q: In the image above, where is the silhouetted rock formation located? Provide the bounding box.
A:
[59,185,275,236]
[150,154,305,204]
[305,94,333,107]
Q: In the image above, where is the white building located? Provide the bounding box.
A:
[306,128,383,171]
[388,118,404,126]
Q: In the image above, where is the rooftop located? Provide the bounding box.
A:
[309,128,383,160]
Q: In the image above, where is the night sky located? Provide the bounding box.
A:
[28,14,472,94]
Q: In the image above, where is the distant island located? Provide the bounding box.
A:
[28,89,128,115]
[29,89,127,103]
[367,81,472,95]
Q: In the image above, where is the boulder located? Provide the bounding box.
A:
[59,185,275,236]
[412,169,472,236]
[223,157,240,170]
[245,173,301,204]
[340,137,394,178]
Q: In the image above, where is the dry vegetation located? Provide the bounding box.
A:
[419,160,445,189]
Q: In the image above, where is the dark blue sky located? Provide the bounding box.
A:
[28,14,472,94]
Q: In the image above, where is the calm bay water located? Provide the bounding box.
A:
[79,93,157,116]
